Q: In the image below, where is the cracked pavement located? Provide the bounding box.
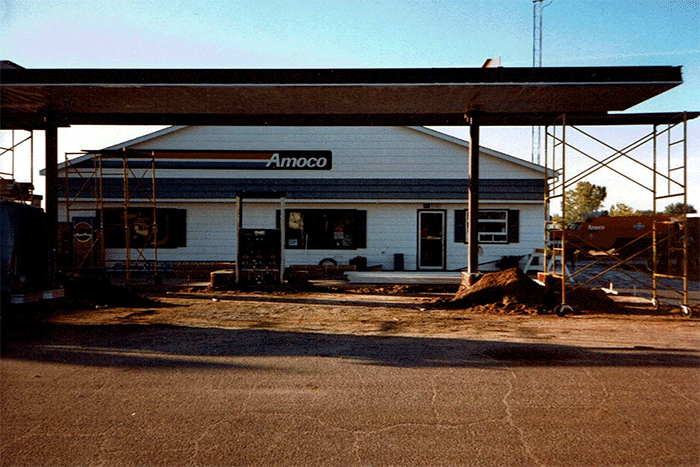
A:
[2,294,699,466]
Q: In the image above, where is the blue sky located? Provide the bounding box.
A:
[2,0,698,210]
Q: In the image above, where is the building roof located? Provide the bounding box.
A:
[408,127,545,173]
[52,125,546,175]
[0,63,687,129]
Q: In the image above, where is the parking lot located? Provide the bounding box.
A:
[2,285,699,467]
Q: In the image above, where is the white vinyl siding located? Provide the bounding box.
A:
[57,126,545,271]
[125,126,542,180]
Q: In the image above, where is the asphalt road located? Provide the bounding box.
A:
[2,317,699,466]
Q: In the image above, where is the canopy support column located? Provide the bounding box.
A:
[467,114,480,280]
[45,123,58,286]
[235,195,242,285]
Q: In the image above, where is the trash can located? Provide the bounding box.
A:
[394,253,404,271]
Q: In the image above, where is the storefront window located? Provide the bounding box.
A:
[101,208,186,249]
[285,209,366,249]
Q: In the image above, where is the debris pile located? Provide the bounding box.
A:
[448,267,624,315]
[450,268,546,314]
[565,287,624,314]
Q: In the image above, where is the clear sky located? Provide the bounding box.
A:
[1,0,698,211]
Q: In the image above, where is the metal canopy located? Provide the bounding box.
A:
[0,63,685,129]
[1,61,694,287]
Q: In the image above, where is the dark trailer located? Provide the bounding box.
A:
[1,200,63,306]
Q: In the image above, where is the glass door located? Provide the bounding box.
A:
[418,210,445,269]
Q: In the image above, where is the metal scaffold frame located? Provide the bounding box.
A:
[117,151,159,283]
[62,152,105,271]
[544,112,693,317]
[61,150,159,283]
[0,129,37,204]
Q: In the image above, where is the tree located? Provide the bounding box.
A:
[563,182,607,225]
[663,203,697,215]
[609,203,636,217]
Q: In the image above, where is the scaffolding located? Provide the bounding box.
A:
[544,112,693,317]
[61,150,158,283]
[115,151,159,283]
[62,152,104,271]
[0,129,38,204]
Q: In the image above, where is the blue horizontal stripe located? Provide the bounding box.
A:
[61,178,544,201]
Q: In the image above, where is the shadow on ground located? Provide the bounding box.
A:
[2,320,698,371]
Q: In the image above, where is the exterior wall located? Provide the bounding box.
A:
[57,126,546,272]
[450,202,543,270]
[65,199,543,271]
[124,126,543,180]
[61,201,239,264]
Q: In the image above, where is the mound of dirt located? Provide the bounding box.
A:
[565,287,624,314]
[446,267,627,315]
[450,268,546,312]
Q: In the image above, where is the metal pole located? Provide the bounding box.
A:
[280,197,286,285]
[45,124,59,286]
[98,154,104,268]
[652,124,658,306]
[544,123,550,275]
[30,131,34,187]
[468,115,480,278]
[667,123,671,193]
[64,151,70,261]
[531,0,552,165]
[11,130,15,180]
[560,115,567,307]
[235,195,241,285]
[682,113,688,309]
[151,156,158,282]
[123,150,130,282]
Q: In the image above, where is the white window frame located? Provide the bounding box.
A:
[477,210,508,244]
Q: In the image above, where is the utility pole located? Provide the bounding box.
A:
[532,0,553,165]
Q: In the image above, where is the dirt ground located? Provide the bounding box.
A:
[19,273,695,352]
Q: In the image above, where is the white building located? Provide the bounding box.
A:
[57,126,545,274]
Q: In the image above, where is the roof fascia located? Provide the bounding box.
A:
[408,126,546,173]
[2,65,682,85]
[43,152,95,174]
[102,125,187,150]
[45,126,184,173]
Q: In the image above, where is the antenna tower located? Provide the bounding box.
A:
[532,0,553,164]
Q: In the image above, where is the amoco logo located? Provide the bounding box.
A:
[264,151,332,170]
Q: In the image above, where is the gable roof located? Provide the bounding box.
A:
[408,127,545,173]
[51,125,544,174]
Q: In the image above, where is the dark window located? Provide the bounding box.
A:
[507,209,520,243]
[454,209,520,244]
[102,208,186,249]
[454,209,466,243]
[285,209,366,250]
